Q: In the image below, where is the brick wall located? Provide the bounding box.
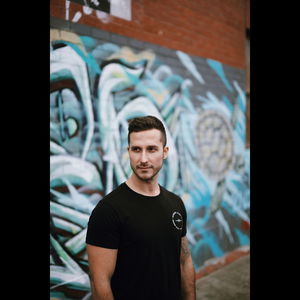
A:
[51,0,248,69]
[50,2,250,298]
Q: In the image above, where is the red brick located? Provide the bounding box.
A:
[51,0,248,69]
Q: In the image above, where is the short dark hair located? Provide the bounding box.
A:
[128,115,167,147]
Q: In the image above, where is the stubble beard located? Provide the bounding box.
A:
[131,163,163,183]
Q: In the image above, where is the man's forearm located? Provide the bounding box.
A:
[91,280,114,300]
[180,237,196,300]
[181,255,196,300]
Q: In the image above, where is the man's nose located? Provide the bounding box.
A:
[140,150,148,163]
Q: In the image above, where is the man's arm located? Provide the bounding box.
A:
[86,244,118,300]
[180,236,196,300]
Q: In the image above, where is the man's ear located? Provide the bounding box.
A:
[163,146,169,159]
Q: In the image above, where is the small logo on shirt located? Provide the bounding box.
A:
[172,211,183,230]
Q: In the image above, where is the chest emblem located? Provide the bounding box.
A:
[172,211,183,230]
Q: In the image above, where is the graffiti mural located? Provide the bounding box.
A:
[50,29,250,299]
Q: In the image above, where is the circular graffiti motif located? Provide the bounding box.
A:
[196,110,234,181]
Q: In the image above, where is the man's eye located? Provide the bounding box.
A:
[132,148,140,152]
[148,147,157,152]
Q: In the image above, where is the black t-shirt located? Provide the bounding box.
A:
[86,182,187,300]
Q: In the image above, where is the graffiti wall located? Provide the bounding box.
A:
[50,28,250,299]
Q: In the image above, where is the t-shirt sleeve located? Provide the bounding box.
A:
[180,198,187,237]
[86,201,121,249]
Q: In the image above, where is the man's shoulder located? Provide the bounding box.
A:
[160,187,186,219]
[160,185,182,201]
[89,183,126,219]
[101,182,126,204]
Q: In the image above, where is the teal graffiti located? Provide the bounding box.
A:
[50,32,250,298]
[234,228,250,246]
[176,50,205,84]
[207,58,234,92]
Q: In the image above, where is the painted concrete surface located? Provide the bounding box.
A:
[196,246,250,280]
[50,27,249,298]
[196,254,250,300]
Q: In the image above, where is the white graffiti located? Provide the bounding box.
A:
[50,33,250,297]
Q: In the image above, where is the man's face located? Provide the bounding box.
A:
[128,129,169,183]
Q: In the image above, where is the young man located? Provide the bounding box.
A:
[86,115,196,300]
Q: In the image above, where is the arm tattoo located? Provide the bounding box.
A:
[181,237,190,256]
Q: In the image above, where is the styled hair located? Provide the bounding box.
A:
[128,115,167,147]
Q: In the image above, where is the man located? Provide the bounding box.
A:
[86,115,196,299]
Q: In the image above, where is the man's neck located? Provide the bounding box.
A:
[126,175,160,197]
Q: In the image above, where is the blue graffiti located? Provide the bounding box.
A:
[207,58,234,92]
[50,30,250,298]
